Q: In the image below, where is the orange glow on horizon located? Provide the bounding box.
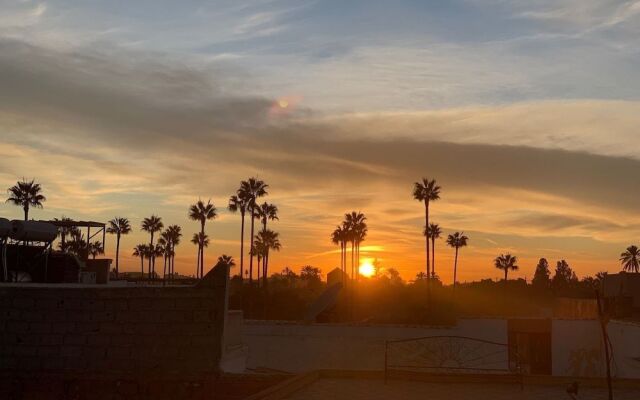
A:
[359,259,376,277]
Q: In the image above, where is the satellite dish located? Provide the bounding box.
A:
[304,282,343,323]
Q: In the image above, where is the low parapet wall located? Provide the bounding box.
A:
[0,264,229,400]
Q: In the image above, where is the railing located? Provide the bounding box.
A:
[384,335,523,384]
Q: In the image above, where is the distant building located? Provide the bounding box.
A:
[603,272,640,319]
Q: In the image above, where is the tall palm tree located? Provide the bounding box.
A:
[446,231,468,293]
[6,179,46,220]
[425,223,442,278]
[494,253,519,282]
[106,217,131,278]
[191,232,210,277]
[133,244,147,278]
[141,215,163,280]
[165,225,182,280]
[239,178,268,283]
[189,200,217,279]
[88,241,104,259]
[331,225,348,278]
[343,211,366,280]
[228,194,248,281]
[413,178,441,280]
[620,245,640,273]
[258,229,281,286]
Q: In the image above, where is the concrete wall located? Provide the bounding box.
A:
[0,264,228,400]
[242,319,507,373]
[609,320,640,379]
[552,319,603,377]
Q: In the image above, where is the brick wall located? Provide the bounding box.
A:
[0,263,229,400]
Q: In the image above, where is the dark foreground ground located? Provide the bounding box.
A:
[284,378,640,400]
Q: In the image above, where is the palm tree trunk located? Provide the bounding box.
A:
[504,270,508,283]
[148,233,154,281]
[23,205,28,221]
[453,247,459,294]
[424,201,429,279]
[200,221,205,279]
[240,211,245,281]
[249,206,255,284]
[140,256,144,278]
[163,255,167,281]
[431,237,435,279]
[115,234,121,278]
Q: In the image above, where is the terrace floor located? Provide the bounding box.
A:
[284,378,640,400]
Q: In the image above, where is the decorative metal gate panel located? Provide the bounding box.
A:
[385,335,521,380]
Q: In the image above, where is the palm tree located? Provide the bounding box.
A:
[257,202,279,231]
[257,229,281,286]
[133,244,147,278]
[141,215,163,280]
[228,194,248,281]
[425,223,442,278]
[191,232,210,277]
[218,254,236,268]
[620,245,640,273]
[6,179,46,220]
[446,231,469,293]
[251,236,267,283]
[54,216,76,252]
[331,225,350,285]
[189,199,217,279]
[239,178,268,283]
[165,225,182,280]
[343,212,367,280]
[88,241,104,259]
[106,217,131,278]
[413,178,441,280]
[494,253,519,282]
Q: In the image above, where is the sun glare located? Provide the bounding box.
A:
[278,99,289,108]
[359,259,376,278]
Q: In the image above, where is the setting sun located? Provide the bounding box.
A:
[359,259,376,278]
[277,99,289,108]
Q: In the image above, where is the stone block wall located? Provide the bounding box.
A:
[0,263,228,399]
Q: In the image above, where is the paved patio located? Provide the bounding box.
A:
[285,378,640,400]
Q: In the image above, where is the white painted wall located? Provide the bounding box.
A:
[608,320,640,379]
[242,319,507,373]
[552,319,603,377]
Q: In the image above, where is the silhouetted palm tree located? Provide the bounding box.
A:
[425,223,442,279]
[413,178,441,280]
[54,216,76,252]
[257,202,279,231]
[257,229,281,286]
[165,225,182,280]
[88,241,104,259]
[141,215,163,280]
[494,253,519,282]
[6,179,46,220]
[446,231,468,293]
[228,194,249,281]
[191,232,210,277]
[239,178,268,283]
[343,211,367,280]
[107,217,131,278]
[218,254,236,268]
[189,199,217,279]
[331,225,349,280]
[620,245,640,273]
[133,244,147,278]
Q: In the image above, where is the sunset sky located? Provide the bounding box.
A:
[2,0,640,282]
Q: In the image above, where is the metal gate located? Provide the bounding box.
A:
[384,335,522,382]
